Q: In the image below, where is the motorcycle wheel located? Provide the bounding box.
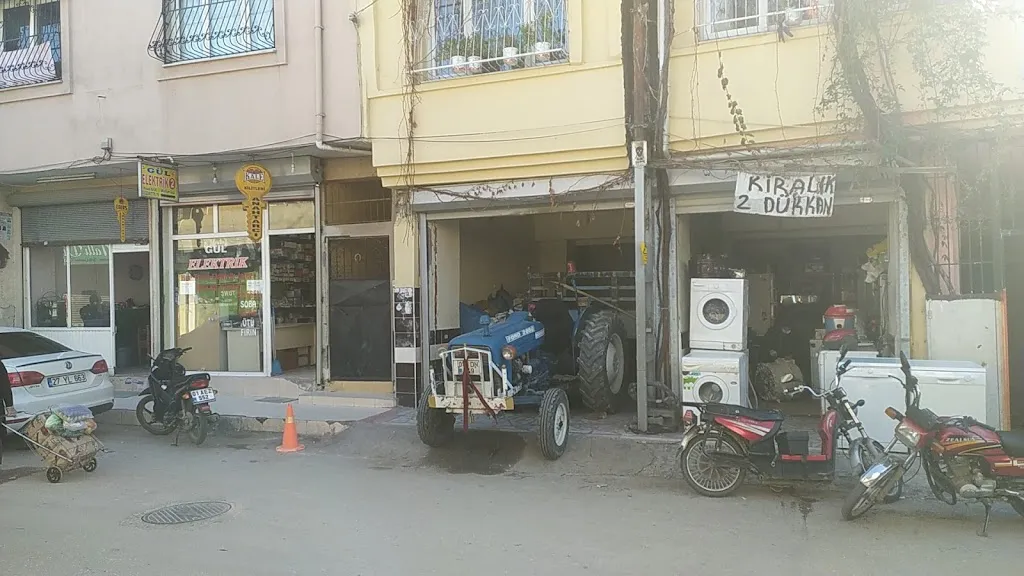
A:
[854,440,904,504]
[187,411,209,446]
[841,481,886,520]
[136,395,177,436]
[680,434,746,497]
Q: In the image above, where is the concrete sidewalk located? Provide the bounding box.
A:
[101,391,390,437]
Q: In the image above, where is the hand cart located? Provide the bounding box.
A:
[2,413,105,483]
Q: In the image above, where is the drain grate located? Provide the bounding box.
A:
[142,501,232,525]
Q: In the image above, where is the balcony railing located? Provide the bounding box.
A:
[412,0,568,81]
[696,0,832,41]
[148,0,275,64]
[0,0,62,90]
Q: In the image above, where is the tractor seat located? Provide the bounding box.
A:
[703,403,785,422]
[998,430,1024,458]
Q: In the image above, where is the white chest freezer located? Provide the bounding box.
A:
[837,357,989,448]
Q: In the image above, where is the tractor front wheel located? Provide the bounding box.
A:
[417,388,455,448]
[576,309,627,413]
[538,387,570,460]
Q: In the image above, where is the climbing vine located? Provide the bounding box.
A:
[818,0,1022,295]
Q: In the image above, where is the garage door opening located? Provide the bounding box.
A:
[683,203,891,420]
[426,209,638,416]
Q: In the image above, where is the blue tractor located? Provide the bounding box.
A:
[417,271,631,460]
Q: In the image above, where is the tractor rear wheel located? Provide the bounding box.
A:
[417,388,455,447]
[576,309,627,413]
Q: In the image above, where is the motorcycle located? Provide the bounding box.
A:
[136,347,217,446]
[842,351,1024,536]
[679,346,900,499]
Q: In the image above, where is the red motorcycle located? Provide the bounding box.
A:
[842,352,1024,536]
[678,348,900,499]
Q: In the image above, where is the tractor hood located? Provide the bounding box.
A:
[448,311,546,360]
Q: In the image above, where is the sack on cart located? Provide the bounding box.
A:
[44,404,98,438]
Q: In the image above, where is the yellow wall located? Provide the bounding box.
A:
[668,8,1024,153]
[357,0,628,187]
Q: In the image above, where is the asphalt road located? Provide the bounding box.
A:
[1,424,1023,575]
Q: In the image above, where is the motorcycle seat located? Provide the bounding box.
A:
[704,403,785,422]
[997,430,1024,458]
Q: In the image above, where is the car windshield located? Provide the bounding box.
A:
[0,331,72,360]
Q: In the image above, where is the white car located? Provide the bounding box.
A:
[1,327,115,431]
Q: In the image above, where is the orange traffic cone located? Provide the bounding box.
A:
[276,404,305,453]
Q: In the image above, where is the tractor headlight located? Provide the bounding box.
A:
[698,382,724,403]
[501,345,517,360]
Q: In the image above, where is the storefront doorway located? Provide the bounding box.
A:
[326,236,391,382]
[111,246,151,374]
[25,243,151,374]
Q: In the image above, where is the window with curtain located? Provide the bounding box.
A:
[0,0,63,88]
[155,0,276,64]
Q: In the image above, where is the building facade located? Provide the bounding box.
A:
[0,0,395,403]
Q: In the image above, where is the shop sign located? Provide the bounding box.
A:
[733,172,837,218]
[187,256,250,271]
[114,197,129,242]
[235,164,271,243]
[67,245,109,264]
[138,161,179,201]
[0,211,12,242]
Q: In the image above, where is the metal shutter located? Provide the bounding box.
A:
[21,200,149,245]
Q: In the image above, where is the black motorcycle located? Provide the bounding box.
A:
[136,347,217,446]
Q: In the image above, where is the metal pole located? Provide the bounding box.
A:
[667,197,681,399]
[632,141,649,431]
[418,212,431,404]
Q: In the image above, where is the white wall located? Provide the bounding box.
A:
[0,190,22,326]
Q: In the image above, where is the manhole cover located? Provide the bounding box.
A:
[142,501,232,525]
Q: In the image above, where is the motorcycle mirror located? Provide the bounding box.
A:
[855,399,866,408]
[780,373,795,384]
[899,351,910,371]
[839,343,849,360]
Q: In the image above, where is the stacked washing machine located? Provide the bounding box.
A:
[680,278,752,407]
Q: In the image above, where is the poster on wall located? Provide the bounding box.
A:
[733,172,837,218]
[0,211,11,242]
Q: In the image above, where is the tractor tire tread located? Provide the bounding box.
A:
[576,310,626,413]
[417,388,455,448]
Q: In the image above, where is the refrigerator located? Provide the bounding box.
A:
[836,357,989,449]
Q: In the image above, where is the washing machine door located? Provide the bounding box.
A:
[696,291,739,334]
[693,374,732,404]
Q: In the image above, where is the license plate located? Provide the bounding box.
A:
[190,389,217,404]
[454,359,482,376]
[47,372,88,387]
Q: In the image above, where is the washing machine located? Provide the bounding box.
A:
[681,350,750,407]
[690,278,748,351]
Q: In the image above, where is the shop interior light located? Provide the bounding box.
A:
[35,172,97,184]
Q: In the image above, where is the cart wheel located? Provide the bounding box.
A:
[83,459,98,473]
[46,467,63,484]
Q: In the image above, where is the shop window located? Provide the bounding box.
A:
[29,245,68,328]
[270,200,314,230]
[217,203,249,233]
[323,180,392,226]
[174,206,214,235]
[173,237,263,373]
[68,245,111,327]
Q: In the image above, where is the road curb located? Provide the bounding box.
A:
[95,409,350,438]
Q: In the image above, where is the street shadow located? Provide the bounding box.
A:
[420,430,527,476]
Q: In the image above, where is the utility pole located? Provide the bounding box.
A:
[630,0,652,432]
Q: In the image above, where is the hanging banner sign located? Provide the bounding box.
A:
[138,161,179,201]
[114,197,129,242]
[733,172,837,218]
[235,164,271,243]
